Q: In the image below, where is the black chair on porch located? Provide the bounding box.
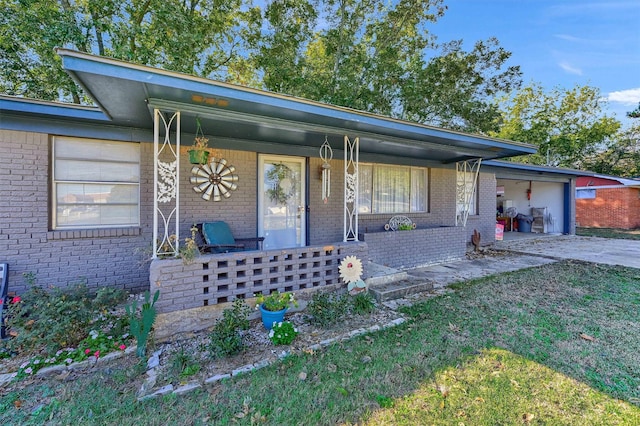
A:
[196,222,264,254]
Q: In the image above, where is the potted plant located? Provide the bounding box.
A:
[188,118,210,165]
[255,291,298,330]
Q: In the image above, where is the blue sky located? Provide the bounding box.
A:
[432,0,640,126]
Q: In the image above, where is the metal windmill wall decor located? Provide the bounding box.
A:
[190,157,238,201]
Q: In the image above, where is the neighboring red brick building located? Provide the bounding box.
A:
[576,175,640,229]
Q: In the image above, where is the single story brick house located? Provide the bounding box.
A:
[4,49,583,330]
[576,175,640,229]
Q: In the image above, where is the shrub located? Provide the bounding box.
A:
[2,278,128,356]
[268,321,299,345]
[209,299,251,358]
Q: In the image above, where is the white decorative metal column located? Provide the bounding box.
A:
[455,159,481,227]
[153,109,181,258]
[343,136,359,241]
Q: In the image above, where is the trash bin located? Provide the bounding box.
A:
[516,214,533,233]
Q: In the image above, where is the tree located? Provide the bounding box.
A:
[582,125,640,177]
[627,102,640,119]
[493,83,621,168]
[255,0,521,133]
[0,0,257,101]
[2,0,522,133]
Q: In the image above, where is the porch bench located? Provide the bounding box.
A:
[195,222,264,254]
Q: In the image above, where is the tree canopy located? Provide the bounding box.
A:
[492,83,621,169]
[1,0,521,133]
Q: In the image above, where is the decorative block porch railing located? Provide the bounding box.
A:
[150,241,368,314]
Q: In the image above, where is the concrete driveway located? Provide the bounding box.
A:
[494,234,640,269]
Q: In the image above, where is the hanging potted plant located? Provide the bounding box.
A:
[188,118,210,165]
[255,291,298,330]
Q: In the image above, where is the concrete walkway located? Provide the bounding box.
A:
[494,234,640,269]
[367,234,640,304]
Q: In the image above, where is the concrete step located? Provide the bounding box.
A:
[369,277,435,302]
[364,261,407,287]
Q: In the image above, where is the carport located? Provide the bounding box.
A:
[483,160,594,235]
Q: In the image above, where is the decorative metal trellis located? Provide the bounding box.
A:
[344,136,359,241]
[455,158,482,227]
[153,109,180,258]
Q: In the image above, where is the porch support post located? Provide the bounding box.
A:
[343,136,359,241]
[455,158,482,227]
[153,109,181,258]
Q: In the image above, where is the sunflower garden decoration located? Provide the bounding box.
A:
[339,256,367,295]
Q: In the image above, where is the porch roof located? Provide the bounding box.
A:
[53,49,537,163]
[483,160,595,180]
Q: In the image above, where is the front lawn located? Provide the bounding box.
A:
[1,260,639,424]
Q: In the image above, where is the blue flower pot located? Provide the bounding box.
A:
[259,304,287,330]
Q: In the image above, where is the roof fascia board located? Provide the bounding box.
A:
[484,160,593,177]
[0,113,153,142]
[148,98,500,161]
[58,49,536,156]
[0,96,109,122]
[577,185,640,190]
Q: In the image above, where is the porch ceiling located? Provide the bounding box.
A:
[57,49,536,164]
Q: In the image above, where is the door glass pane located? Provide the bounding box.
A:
[261,157,305,249]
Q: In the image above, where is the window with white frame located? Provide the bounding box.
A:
[358,164,429,214]
[52,137,140,229]
[576,188,596,199]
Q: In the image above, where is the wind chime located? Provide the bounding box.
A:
[319,136,333,204]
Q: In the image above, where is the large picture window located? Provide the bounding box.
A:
[358,164,429,214]
[52,137,140,229]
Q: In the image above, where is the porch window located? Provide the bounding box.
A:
[52,137,140,229]
[358,164,429,214]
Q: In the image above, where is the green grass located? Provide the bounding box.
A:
[1,260,639,425]
[577,227,640,240]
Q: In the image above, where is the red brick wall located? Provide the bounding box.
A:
[576,187,640,229]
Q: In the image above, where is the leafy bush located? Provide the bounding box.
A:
[268,321,299,345]
[2,278,128,356]
[209,299,251,358]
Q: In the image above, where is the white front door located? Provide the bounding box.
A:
[258,155,306,249]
